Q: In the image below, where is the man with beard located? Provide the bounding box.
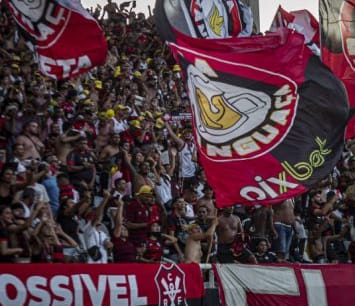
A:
[16,121,44,160]
[217,206,256,264]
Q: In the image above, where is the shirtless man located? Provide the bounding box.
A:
[16,121,44,160]
[246,205,278,251]
[217,207,256,263]
[55,129,82,164]
[184,218,218,263]
[272,199,296,262]
[101,0,119,20]
[99,132,120,164]
[196,184,216,217]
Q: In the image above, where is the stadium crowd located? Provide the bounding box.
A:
[0,0,355,266]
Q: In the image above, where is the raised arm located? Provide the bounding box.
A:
[113,199,125,238]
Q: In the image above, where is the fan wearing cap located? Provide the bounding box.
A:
[125,185,155,248]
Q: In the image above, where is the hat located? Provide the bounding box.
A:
[173,64,181,72]
[5,104,18,112]
[114,66,121,78]
[155,118,165,129]
[129,120,142,129]
[83,99,93,105]
[94,80,102,89]
[133,71,142,78]
[115,104,129,111]
[144,111,154,120]
[154,111,163,118]
[136,185,154,196]
[105,109,114,119]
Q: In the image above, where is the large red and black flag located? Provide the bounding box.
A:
[5,0,107,79]
[320,0,355,138]
[156,0,350,207]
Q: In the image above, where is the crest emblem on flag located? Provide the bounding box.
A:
[154,264,187,306]
[8,0,71,48]
[183,56,298,160]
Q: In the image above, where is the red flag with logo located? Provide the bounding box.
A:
[156,0,350,207]
[320,0,355,138]
[6,0,107,79]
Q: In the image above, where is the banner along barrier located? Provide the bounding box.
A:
[213,263,355,306]
[0,263,204,306]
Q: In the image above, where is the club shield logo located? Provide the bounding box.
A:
[185,61,298,161]
[155,264,187,306]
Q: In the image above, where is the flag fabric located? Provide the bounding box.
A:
[6,0,107,79]
[270,6,319,45]
[155,0,252,40]
[155,0,350,207]
[213,263,355,306]
[320,0,355,138]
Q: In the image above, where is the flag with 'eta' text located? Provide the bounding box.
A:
[6,0,107,79]
[155,0,350,207]
[320,0,355,138]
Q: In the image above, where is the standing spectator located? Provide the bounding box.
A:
[112,197,137,263]
[165,121,197,190]
[125,185,152,248]
[217,207,256,264]
[66,137,96,191]
[184,218,218,264]
[272,199,295,262]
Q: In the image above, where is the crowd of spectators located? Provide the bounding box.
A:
[0,1,355,266]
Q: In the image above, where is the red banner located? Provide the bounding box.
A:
[320,0,355,138]
[213,263,355,306]
[270,6,319,45]
[6,0,107,79]
[0,263,204,306]
[156,0,350,207]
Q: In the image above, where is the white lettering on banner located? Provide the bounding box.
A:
[0,274,27,306]
[301,270,328,306]
[215,264,328,306]
[240,173,298,201]
[0,273,148,306]
[27,276,50,306]
[80,274,106,305]
[51,276,72,306]
[39,55,92,79]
